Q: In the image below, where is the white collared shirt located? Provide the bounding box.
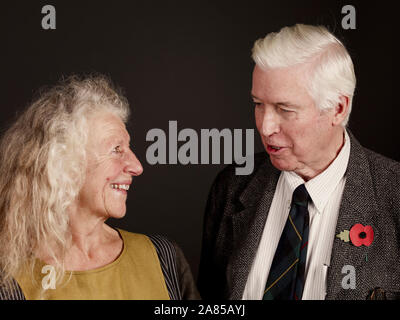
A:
[242,130,351,300]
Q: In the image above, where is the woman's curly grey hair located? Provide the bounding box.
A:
[0,75,130,285]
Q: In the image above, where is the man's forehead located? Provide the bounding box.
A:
[252,65,312,102]
[253,61,312,84]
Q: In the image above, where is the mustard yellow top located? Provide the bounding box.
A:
[14,229,170,300]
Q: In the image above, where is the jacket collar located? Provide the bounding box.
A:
[228,155,280,299]
[326,131,380,299]
[228,130,379,299]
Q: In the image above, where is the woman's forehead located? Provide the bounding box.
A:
[88,113,130,145]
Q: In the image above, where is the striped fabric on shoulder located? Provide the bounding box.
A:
[1,236,181,300]
[0,278,25,300]
[148,235,181,300]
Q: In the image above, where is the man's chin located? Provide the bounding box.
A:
[269,157,295,172]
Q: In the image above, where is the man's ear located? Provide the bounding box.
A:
[332,95,350,126]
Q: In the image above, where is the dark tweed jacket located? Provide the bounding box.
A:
[0,235,200,300]
[198,131,400,300]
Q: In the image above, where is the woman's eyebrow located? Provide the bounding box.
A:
[101,136,123,147]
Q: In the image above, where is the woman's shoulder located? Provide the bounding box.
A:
[120,230,181,298]
[146,234,201,300]
[117,229,178,268]
[117,229,176,251]
[116,229,200,300]
[0,278,25,300]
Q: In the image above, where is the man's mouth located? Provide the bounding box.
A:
[266,144,285,154]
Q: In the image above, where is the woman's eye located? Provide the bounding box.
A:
[113,146,122,154]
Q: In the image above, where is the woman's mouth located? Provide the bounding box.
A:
[110,183,130,194]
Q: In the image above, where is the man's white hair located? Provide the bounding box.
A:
[252,24,356,126]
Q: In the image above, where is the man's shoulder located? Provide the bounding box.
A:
[206,152,280,210]
[354,145,400,206]
[218,151,272,178]
[348,131,399,186]
[362,147,400,176]
[213,151,274,189]
[359,147,400,191]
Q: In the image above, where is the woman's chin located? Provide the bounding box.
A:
[104,204,127,219]
[109,212,126,219]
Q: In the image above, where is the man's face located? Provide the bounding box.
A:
[76,112,143,219]
[252,64,342,179]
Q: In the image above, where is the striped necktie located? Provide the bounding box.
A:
[263,184,310,300]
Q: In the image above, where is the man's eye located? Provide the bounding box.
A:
[279,107,292,113]
[253,102,262,107]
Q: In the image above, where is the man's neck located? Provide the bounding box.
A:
[295,129,346,182]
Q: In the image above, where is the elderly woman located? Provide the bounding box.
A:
[0,75,199,300]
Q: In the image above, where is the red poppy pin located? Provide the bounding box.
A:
[336,224,374,247]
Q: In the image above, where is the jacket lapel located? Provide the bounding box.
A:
[225,132,379,299]
[227,157,280,299]
[326,132,380,299]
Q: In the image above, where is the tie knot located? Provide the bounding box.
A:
[292,184,310,207]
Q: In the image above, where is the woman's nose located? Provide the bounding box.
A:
[124,149,143,176]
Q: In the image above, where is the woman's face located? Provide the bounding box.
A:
[76,112,143,220]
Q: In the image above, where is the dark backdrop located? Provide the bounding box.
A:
[1,1,398,279]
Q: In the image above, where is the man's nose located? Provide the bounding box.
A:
[124,149,143,176]
[260,107,280,137]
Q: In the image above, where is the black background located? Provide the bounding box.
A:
[1,1,398,280]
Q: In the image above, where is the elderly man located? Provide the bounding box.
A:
[198,24,400,300]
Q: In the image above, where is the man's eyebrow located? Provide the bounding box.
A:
[250,96,301,109]
[275,101,301,108]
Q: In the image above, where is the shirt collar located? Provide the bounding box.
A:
[282,130,351,213]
